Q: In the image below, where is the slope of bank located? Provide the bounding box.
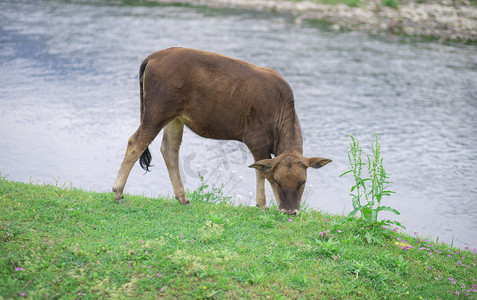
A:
[1,178,476,298]
[147,0,477,42]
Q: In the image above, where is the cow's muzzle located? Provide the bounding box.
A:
[280,208,299,215]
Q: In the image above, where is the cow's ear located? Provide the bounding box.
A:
[249,159,273,172]
[308,157,332,169]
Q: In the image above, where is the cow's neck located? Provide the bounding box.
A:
[273,107,303,156]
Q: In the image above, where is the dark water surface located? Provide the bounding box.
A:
[1,0,476,248]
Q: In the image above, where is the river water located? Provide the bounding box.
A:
[1,0,476,248]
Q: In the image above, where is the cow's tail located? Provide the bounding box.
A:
[139,58,152,172]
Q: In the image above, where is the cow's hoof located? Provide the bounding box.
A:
[256,204,269,211]
[176,196,190,206]
[115,198,126,203]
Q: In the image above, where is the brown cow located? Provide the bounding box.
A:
[112,47,331,214]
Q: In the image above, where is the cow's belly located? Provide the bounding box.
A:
[179,116,243,141]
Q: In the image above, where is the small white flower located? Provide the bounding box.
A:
[232,170,237,175]
[196,164,201,169]
[239,176,244,181]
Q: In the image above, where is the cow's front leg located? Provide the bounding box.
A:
[255,170,268,209]
[161,119,188,205]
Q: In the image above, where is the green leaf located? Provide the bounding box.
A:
[339,170,352,177]
[376,206,400,215]
[384,220,406,230]
[335,215,354,227]
[371,210,378,223]
[352,196,360,208]
[364,232,373,243]
[357,177,369,189]
[347,207,362,219]
[361,207,372,222]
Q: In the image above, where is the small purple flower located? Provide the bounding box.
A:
[428,252,433,256]
[179,236,184,239]
[324,219,329,223]
[427,266,431,271]
[288,219,293,222]
[455,291,460,295]
[337,229,342,233]
[15,267,23,271]
[448,254,452,257]
[157,273,163,277]
[20,292,26,297]
[450,277,456,284]
[319,230,330,238]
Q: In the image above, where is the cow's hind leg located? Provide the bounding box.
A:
[161,118,188,205]
[113,122,164,202]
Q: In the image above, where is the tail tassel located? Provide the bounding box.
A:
[139,147,152,172]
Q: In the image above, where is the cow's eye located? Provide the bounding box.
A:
[274,180,282,188]
[299,181,306,187]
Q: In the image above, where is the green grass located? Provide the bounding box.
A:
[1,178,476,299]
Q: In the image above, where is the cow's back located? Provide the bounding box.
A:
[142,47,294,141]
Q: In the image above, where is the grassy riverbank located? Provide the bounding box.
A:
[146,0,477,42]
[1,178,476,299]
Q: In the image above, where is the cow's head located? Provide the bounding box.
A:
[249,153,331,215]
